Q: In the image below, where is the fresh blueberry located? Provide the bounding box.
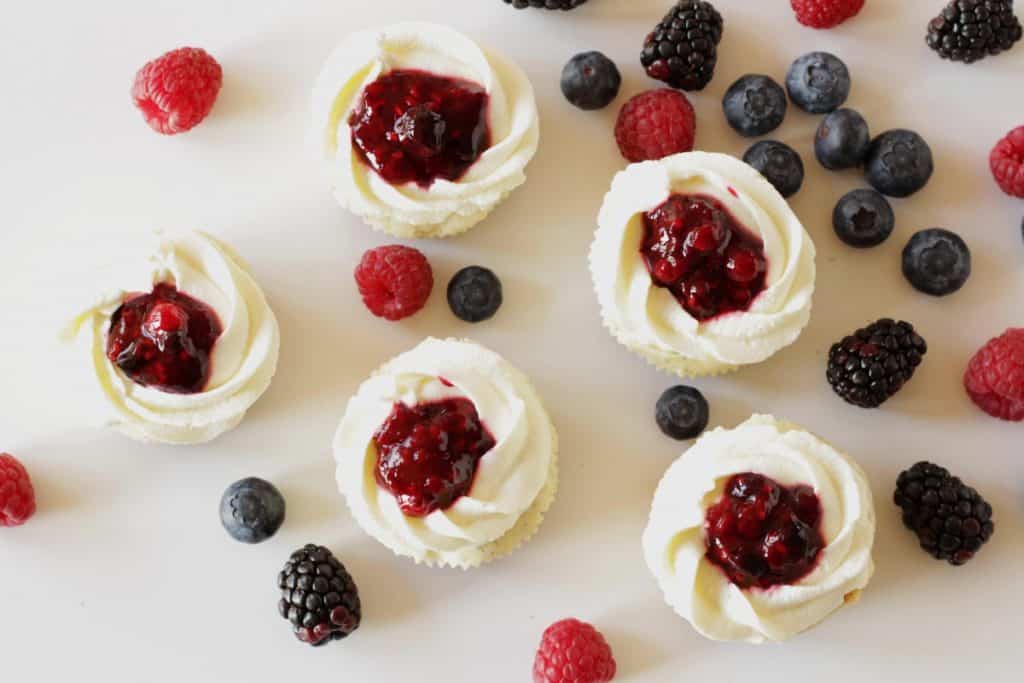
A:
[655,386,710,440]
[743,140,804,198]
[815,108,871,170]
[560,51,621,110]
[902,228,972,296]
[447,266,503,322]
[864,129,934,198]
[220,477,286,544]
[722,75,787,137]
[785,52,851,114]
[832,189,895,248]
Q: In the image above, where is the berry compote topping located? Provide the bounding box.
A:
[705,473,824,590]
[348,69,490,188]
[640,194,768,321]
[105,283,222,394]
[373,396,496,517]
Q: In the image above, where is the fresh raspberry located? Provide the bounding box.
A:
[990,126,1024,198]
[964,328,1024,421]
[533,618,616,683]
[354,245,434,321]
[614,89,696,163]
[132,47,223,135]
[790,0,866,29]
[0,453,36,527]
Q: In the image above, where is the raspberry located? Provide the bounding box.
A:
[533,618,616,683]
[790,0,865,29]
[354,245,433,321]
[964,328,1024,421]
[990,126,1024,198]
[132,47,222,135]
[0,453,36,527]
[614,89,696,163]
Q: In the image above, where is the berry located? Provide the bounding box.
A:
[561,52,621,110]
[786,52,851,114]
[864,129,934,198]
[0,453,35,527]
[990,126,1024,198]
[902,228,972,297]
[447,266,503,323]
[815,108,870,170]
[964,328,1024,421]
[533,618,616,683]
[790,0,866,29]
[827,319,928,408]
[278,544,361,646]
[743,140,804,198]
[614,89,696,162]
[832,189,894,248]
[503,0,588,8]
[927,0,1022,64]
[220,477,286,544]
[655,386,710,440]
[131,47,222,135]
[641,1,725,91]
[354,245,433,321]
[722,75,787,138]
[894,462,995,565]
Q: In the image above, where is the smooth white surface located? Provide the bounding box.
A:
[1,1,1021,681]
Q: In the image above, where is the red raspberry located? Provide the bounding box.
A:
[614,89,696,163]
[964,328,1024,421]
[0,453,36,527]
[354,245,434,321]
[791,0,866,29]
[132,47,223,135]
[990,126,1024,198]
[533,618,616,683]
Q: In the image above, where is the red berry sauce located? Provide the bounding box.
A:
[705,473,824,590]
[105,283,222,394]
[373,396,496,517]
[348,69,490,188]
[640,194,768,321]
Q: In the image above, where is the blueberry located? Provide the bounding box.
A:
[220,478,286,544]
[655,386,710,440]
[815,108,870,170]
[902,228,972,297]
[447,266,503,322]
[785,52,851,114]
[722,75,787,137]
[743,140,804,198]
[865,129,934,198]
[832,189,895,248]
[560,51,621,110]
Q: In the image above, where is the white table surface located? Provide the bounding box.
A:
[2,1,1022,681]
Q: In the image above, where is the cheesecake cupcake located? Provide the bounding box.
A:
[590,152,816,377]
[312,22,540,238]
[642,415,875,644]
[333,338,557,569]
[65,231,280,444]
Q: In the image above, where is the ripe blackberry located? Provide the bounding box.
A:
[894,462,995,565]
[641,1,724,91]
[502,0,588,8]
[926,0,1023,64]
[278,544,361,646]
[826,319,928,408]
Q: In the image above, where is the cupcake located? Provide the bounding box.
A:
[312,22,540,238]
[333,338,557,569]
[590,151,816,377]
[642,415,875,643]
[64,231,280,444]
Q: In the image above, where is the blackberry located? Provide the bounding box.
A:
[926,0,1022,64]
[826,319,928,408]
[894,462,995,565]
[502,0,588,9]
[641,1,724,91]
[278,544,361,646]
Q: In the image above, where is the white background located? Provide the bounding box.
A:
[1,1,1021,681]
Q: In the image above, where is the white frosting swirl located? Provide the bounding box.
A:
[642,415,876,643]
[65,231,280,445]
[590,152,816,376]
[333,338,557,568]
[311,22,540,238]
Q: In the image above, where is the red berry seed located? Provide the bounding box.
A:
[615,89,696,163]
[964,328,1024,421]
[132,47,222,135]
[990,126,1024,198]
[790,0,866,29]
[0,453,36,527]
[533,618,616,683]
[354,245,434,321]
